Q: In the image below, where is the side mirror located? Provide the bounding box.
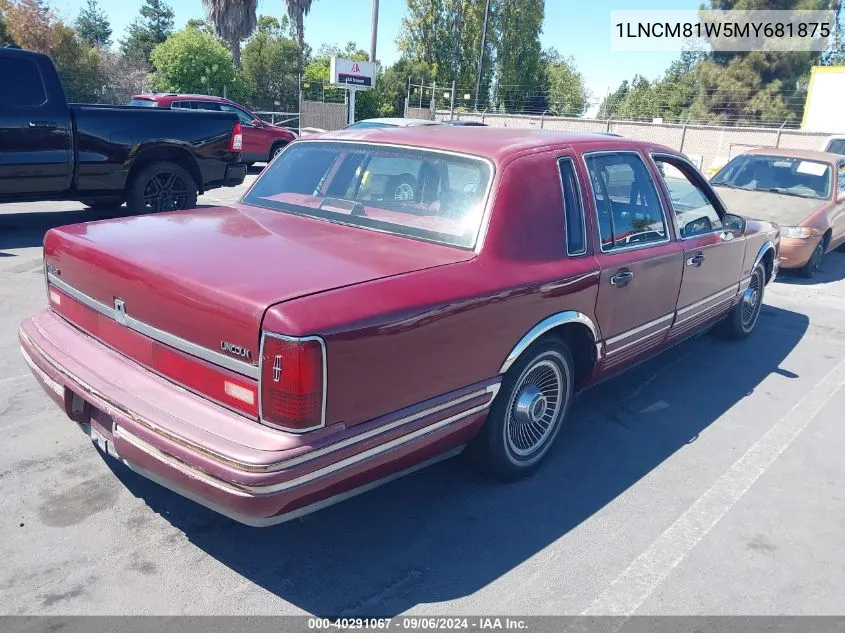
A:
[251,118,263,128]
[723,213,746,233]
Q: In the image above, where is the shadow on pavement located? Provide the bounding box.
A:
[0,204,217,252]
[107,303,809,617]
[776,250,845,285]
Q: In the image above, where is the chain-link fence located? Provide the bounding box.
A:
[425,110,832,174]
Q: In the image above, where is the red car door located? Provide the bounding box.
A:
[649,153,746,343]
[219,103,268,162]
[582,149,684,372]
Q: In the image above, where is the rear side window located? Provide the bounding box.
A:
[558,158,586,255]
[585,152,668,251]
[0,58,47,107]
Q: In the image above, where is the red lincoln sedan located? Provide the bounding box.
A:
[129,93,298,165]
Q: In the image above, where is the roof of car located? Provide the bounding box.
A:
[132,93,231,103]
[743,147,842,163]
[354,117,442,126]
[309,126,662,162]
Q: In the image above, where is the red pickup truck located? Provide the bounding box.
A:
[20,128,780,526]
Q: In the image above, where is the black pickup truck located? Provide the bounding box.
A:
[0,47,247,213]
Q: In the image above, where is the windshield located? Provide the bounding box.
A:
[128,98,158,107]
[345,121,396,129]
[711,154,832,200]
[243,141,493,249]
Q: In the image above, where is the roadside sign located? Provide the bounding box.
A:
[330,57,376,89]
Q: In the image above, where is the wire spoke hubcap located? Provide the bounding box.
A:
[506,359,564,457]
[742,271,762,328]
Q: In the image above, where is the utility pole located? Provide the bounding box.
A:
[370,0,379,63]
[474,0,491,111]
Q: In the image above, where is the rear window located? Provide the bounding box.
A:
[244,141,493,249]
[0,58,47,107]
[128,98,158,107]
[345,121,396,129]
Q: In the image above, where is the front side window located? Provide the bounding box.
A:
[243,141,493,249]
[712,154,832,200]
[584,152,667,251]
[654,157,723,238]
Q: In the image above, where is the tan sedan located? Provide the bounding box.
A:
[710,148,845,277]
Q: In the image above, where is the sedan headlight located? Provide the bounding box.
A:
[779,226,822,239]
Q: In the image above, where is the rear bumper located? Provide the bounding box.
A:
[223,162,247,187]
[19,310,498,526]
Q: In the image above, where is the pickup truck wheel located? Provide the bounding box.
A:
[80,197,123,210]
[127,162,198,214]
[467,339,575,480]
[715,264,765,340]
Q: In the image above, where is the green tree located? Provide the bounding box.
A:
[494,0,543,113]
[202,0,256,68]
[375,57,434,116]
[2,0,54,52]
[541,49,589,116]
[397,0,494,100]
[0,2,16,47]
[821,0,845,64]
[185,18,214,35]
[75,0,111,47]
[284,0,314,75]
[51,23,103,101]
[150,26,241,98]
[241,15,299,110]
[121,0,175,64]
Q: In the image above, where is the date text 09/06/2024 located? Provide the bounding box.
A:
[308,617,529,630]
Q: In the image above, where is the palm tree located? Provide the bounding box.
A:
[202,0,257,68]
[284,0,313,75]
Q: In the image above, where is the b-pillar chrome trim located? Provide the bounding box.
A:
[499,311,600,374]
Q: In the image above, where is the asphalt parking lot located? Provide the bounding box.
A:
[1,176,845,616]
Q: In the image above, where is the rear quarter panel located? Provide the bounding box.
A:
[71,106,240,193]
[262,148,601,427]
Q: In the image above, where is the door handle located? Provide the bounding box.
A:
[28,121,57,129]
[609,271,634,287]
[686,253,706,267]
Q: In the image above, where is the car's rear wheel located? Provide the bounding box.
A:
[80,197,123,210]
[798,241,824,278]
[715,263,765,340]
[467,338,575,480]
[126,161,198,214]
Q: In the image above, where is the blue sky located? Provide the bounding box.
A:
[51,0,702,104]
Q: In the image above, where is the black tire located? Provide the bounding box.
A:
[715,263,765,340]
[80,196,123,210]
[126,161,198,215]
[797,241,824,278]
[268,142,287,162]
[466,337,575,480]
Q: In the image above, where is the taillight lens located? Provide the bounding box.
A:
[230,122,243,151]
[260,332,325,432]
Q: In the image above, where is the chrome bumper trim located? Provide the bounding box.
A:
[47,273,260,380]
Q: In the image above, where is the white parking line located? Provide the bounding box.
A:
[583,357,845,616]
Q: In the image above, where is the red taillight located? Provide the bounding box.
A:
[260,332,325,432]
[230,122,243,151]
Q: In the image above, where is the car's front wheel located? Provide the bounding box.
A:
[715,263,765,340]
[467,338,575,480]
